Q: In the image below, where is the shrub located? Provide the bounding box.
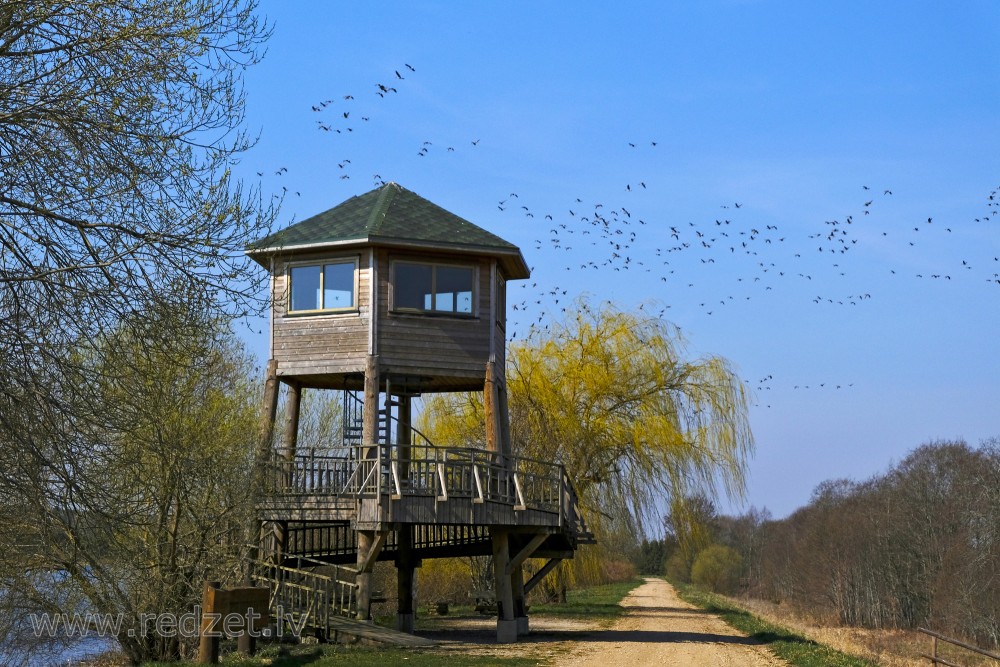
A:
[666,551,691,583]
[691,544,742,594]
[416,558,473,605]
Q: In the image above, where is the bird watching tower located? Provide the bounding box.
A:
[246,183,591,644]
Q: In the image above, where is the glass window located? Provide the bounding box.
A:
[437,266,474,314]
[324,263,354,309]
[394,262,475,314]
[289,260,355,312]
[394,263,433,311]
[290,265,321,311]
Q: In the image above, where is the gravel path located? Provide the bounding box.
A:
[550,577,789,667]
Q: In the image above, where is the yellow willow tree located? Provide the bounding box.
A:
[421,301,753,564]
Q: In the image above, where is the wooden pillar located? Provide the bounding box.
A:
[396,394,412,491]
[491,528,517,642]
[281,381,301,460]
[362,355,380,446]
[395,524,416,633]
[484,361,502,455]
[274,380,301,561]
[358,356,380,622]
[356,530,376,620]
[511,563,528,636]
[273,521,287,563]
[256,359,280,462]
[250,360,280,575]
[253,359,281,494]
[497,378,512,460]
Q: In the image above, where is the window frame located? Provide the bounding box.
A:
[285,256,359,315]
[390,259,478,317]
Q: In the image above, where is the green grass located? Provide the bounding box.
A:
[142,580,641,667]
[529,578,642,622]
[676,584,878,667]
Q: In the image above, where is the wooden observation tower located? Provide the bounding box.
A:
[246,183,592,643]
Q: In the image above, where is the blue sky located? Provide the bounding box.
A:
[236,1,1000,520]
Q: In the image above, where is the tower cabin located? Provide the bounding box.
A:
[247,183,591,644]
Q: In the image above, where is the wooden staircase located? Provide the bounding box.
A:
[248,555,435,646]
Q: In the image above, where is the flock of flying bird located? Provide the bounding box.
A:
[276,62,1000,404]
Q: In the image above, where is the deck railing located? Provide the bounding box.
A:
[265,444,582,522]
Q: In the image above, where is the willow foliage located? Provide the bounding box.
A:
[421,302,754,539]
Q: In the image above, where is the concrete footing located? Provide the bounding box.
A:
[516,615,529,636]
[496,619,518,643]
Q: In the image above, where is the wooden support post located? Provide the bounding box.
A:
[491,528,517,643]
[396,524,416,634]
[497,372,512,460]
[358,530,389,572]
[356,530,375,620]
[273,521,287,563]
[256,359,280,463]
[281,381,301,460]
[397,394,412,476]
[274,380,301,561]
[198,581,221,664]
[484,361,502,455]
[511,563,528,636]
[362,355,380,447]
[249,360,279,577]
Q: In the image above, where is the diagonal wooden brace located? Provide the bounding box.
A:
[505,533,548,576]
[523,558,563,595]
[359,531,389,573]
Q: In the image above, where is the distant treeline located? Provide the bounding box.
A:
[640,440,1000,649]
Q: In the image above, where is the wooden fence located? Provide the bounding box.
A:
[919,627,1000,667]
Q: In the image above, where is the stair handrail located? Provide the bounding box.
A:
[247,553,359,625]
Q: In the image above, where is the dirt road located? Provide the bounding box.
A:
[551,577,788,666]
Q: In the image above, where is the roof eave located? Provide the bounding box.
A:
[245,237,530,279]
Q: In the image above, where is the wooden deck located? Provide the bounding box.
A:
[259,444,592,538]
[255,443,593,643]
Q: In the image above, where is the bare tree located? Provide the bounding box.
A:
[0,2,275,663]
[0,0,276,362]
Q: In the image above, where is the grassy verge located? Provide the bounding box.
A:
[143,644,540,667]
[529,578,642,623]
[676,584,878,667]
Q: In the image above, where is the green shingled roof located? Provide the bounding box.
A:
[248,183,527,277]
